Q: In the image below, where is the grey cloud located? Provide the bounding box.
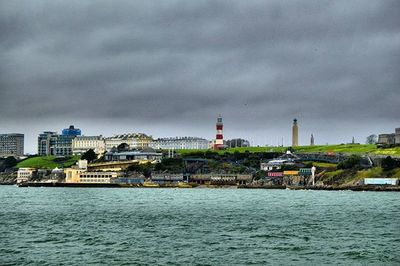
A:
[0,0,399,153]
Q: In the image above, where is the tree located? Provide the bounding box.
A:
[127,162,152,177]
[4,156,17,169]
[366,134,377,144]
[381,156,396,171]
[254,170,267,180]
[154,158,183,172]
[81,149,97,162]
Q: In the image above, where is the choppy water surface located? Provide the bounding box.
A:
[0,186,399,265]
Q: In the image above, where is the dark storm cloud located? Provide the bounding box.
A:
[0,0,399,151]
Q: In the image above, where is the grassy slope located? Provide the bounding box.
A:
[319,166,400,186]
[311,162,338,168]
[16,156,80,169]
[175,144,400,156]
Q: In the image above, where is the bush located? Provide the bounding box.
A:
[337,155,362,169]
[254,170,267,180]
[154,158,183,173]
[4,156,17,169]
[127,162,152,177]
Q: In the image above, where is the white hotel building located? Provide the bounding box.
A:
[104,133,152,151]
[150,137,209,150]
[72,136,105,155]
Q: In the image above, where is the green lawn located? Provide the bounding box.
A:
[309,162,338,168]
[174,144,400,156]
[16,156,80,169]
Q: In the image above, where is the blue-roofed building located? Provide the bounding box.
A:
[62,125,81,136]
[38,125,82,156]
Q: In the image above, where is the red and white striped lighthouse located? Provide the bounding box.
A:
[214,114,224,149]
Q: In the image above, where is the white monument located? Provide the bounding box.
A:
[311,166,316,186]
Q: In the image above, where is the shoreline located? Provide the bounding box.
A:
[14,182,400,191]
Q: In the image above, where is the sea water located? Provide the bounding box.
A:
[0,186,399,265]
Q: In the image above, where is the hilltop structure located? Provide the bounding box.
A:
[378,127,400,146]
[310,134,315,146]
[292,119,299,147]
[226,138,250,148]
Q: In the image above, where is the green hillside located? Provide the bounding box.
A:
[175,144,400,156]
[16,156,80,169]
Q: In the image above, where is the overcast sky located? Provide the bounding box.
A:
[0,0,399,153]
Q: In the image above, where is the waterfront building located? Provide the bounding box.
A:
[214,115,225,150]
[0,133,24,157]
[65,168,85,183]
[104,133,152,151]
[64,159,88,183]
[16,168,36,183]
[225,138,250,148]
[149,137,209,150]
[65,169,120,183]
[111,176,145,185]
[79,172,119,183]
[189,174,252,185]
[292,119,299,147]
[104,150,162,162]
[364,178,399,186]
[72,136,105,155]
[151,173,184,184]
[50,167,64,181]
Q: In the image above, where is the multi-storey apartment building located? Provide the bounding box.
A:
[104,133,152,151]
[38,125,81,156]
[149,137,209,150]
[72,136,105,155]
[135,133,153,150]
[0,133,24,157]
[38,131,57,156]
[104,134,137,151]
